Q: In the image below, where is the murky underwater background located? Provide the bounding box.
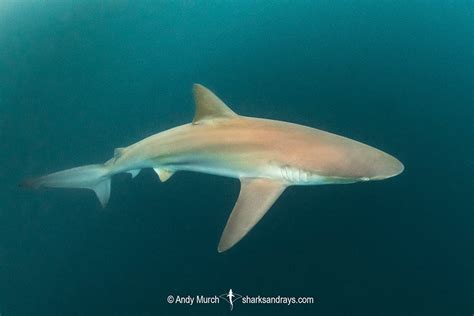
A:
[0,1,472,315]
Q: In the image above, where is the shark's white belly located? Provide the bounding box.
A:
[161,158,332,186]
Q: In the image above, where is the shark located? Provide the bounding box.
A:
[22,84,404,252]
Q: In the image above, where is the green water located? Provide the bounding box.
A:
[0,1,472,315]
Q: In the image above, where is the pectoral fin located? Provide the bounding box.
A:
[218,178,286,253]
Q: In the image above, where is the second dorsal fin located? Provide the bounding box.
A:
[114,147,125,158]
[192,84,238,124]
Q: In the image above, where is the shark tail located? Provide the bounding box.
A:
[21,164,112,207]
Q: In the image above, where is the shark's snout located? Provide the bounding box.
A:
[369,154,404,180]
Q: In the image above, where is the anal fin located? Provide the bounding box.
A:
[127,169,140,178]
[218,178,286,253]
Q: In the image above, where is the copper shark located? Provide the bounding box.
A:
[23,84,404,252]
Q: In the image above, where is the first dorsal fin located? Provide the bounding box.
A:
[192,84,238,124]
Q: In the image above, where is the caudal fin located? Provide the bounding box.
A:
[21,164,111,207]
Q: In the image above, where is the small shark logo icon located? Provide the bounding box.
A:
[219,289,242,311]
[227,289,235,311]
